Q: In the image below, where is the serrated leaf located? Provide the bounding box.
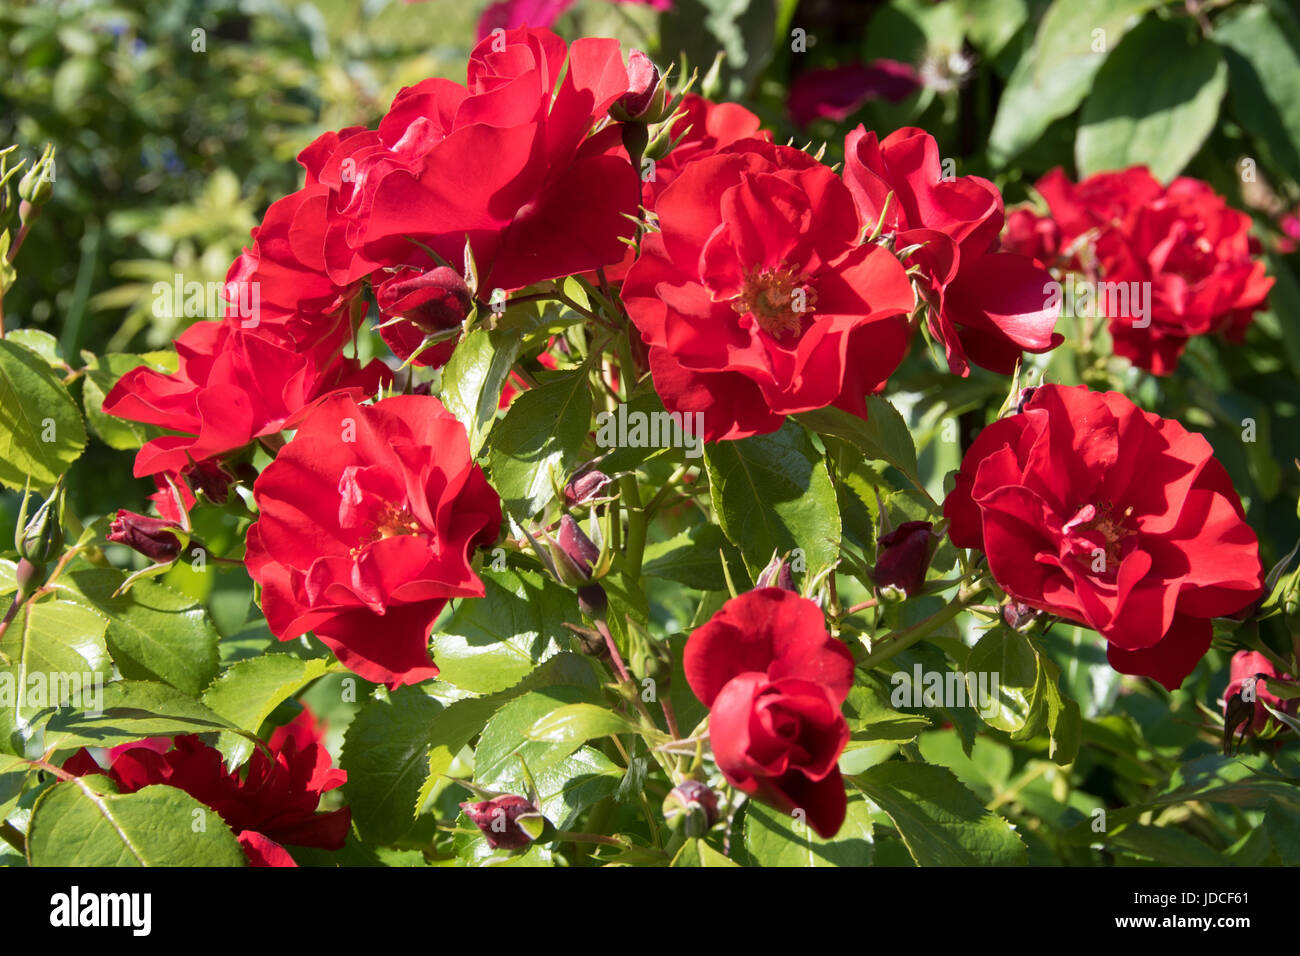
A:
[0,338,86,490]
[853,761,1027,865]
[797,398,920,483]
[431,568,575,695]
[473,686,603,789]
[525,702,640,745]
[202,655,332,733]
[56,568,219,697]
[439,327,522,457]
[487,368,592,519]
[742,795,874,867]
[42,680,235,752]
[705,419,840,581]
[27,780,246,866]
[0,597,110,742]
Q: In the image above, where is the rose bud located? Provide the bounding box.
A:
[460,795,545,851]
[15,480,65,569]
[662,780,720,837]
[872,521,934,596]
[375,265,473,336]
[107,510,182,563]
[564,468,612,507]
[755,552,797,592]
[183,459,233,505]
[1002,601,1041,631]
[577,584,608,619]
[547,515,600,586]
[1223,650,1297,753]
[611,50,666,123]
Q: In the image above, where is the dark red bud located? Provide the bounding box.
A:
[376,266,473,335]
[663,780,720,835]
[558,515,599,578]
[460,795,537,850]
[183,459,232,505]
[107,510,182,563]
[1002,601,1041,630]
[873,521,933,596]
[618,50,661,120]
[564,468,612,507]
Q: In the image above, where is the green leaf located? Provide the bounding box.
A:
[705,419,840,581]
[525,702,640,746]
[431,568,575,695]
[797,399,920,483]
[642,523,747,592]
[27,779,246,866]
[473,686,603,789]
[965,627,1040,736]
[659,0,793,101]
[853,761,1027,865]
[1216,4,1300,185]
[0,338,87,490]
[671,837,739,866]
[43,680,236,751]
[988,0,1157,166]
[202,655,332,733]
[408,654,597,826]
[6,330,62,367]
[1076,17,1227,181]
[742,795,874,867]
[843,681,932,743]
[439,327,523,457]
[1106,824,1226,867]
[57,568,220,697]
[496,745,621,832]
[341,686,446,845]
[0,597,110,742]
[487,368,592,519]
[0,752,31,821]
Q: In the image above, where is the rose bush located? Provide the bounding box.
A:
[2,1,1298,872]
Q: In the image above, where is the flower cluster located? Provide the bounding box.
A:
[1005,166,1273,374]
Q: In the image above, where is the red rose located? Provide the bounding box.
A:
[683,588,854,837]
[1028,166,1273,374]
[1225,650,1296,738]
[63,708,348,867]
[244,393,502,688]
[331,27,640,294]
[103,320,388,481]
[623,139,915,442]
[943,384,1264,690]
[843,126,1062,375]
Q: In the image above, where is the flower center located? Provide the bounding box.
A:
[731,264,815,339]
[1063,501,1134,568]
[350,503,424,556]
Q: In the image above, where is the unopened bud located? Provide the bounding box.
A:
[375,265,472,336]
[564,468,612,507]
[755,552,796,592]
[460,795,548,850]
[663,780,719,836]
[15,481,65,568]
[872,521,933,596]
[547,515,599,587]
[17,143,54,208]
[1002,601,1041,631]
[184,459,233,505]
[106,510,182,563]
[611,50,666,122]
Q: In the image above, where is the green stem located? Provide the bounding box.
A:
[620,474,647,583]
[858,579,988,671]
